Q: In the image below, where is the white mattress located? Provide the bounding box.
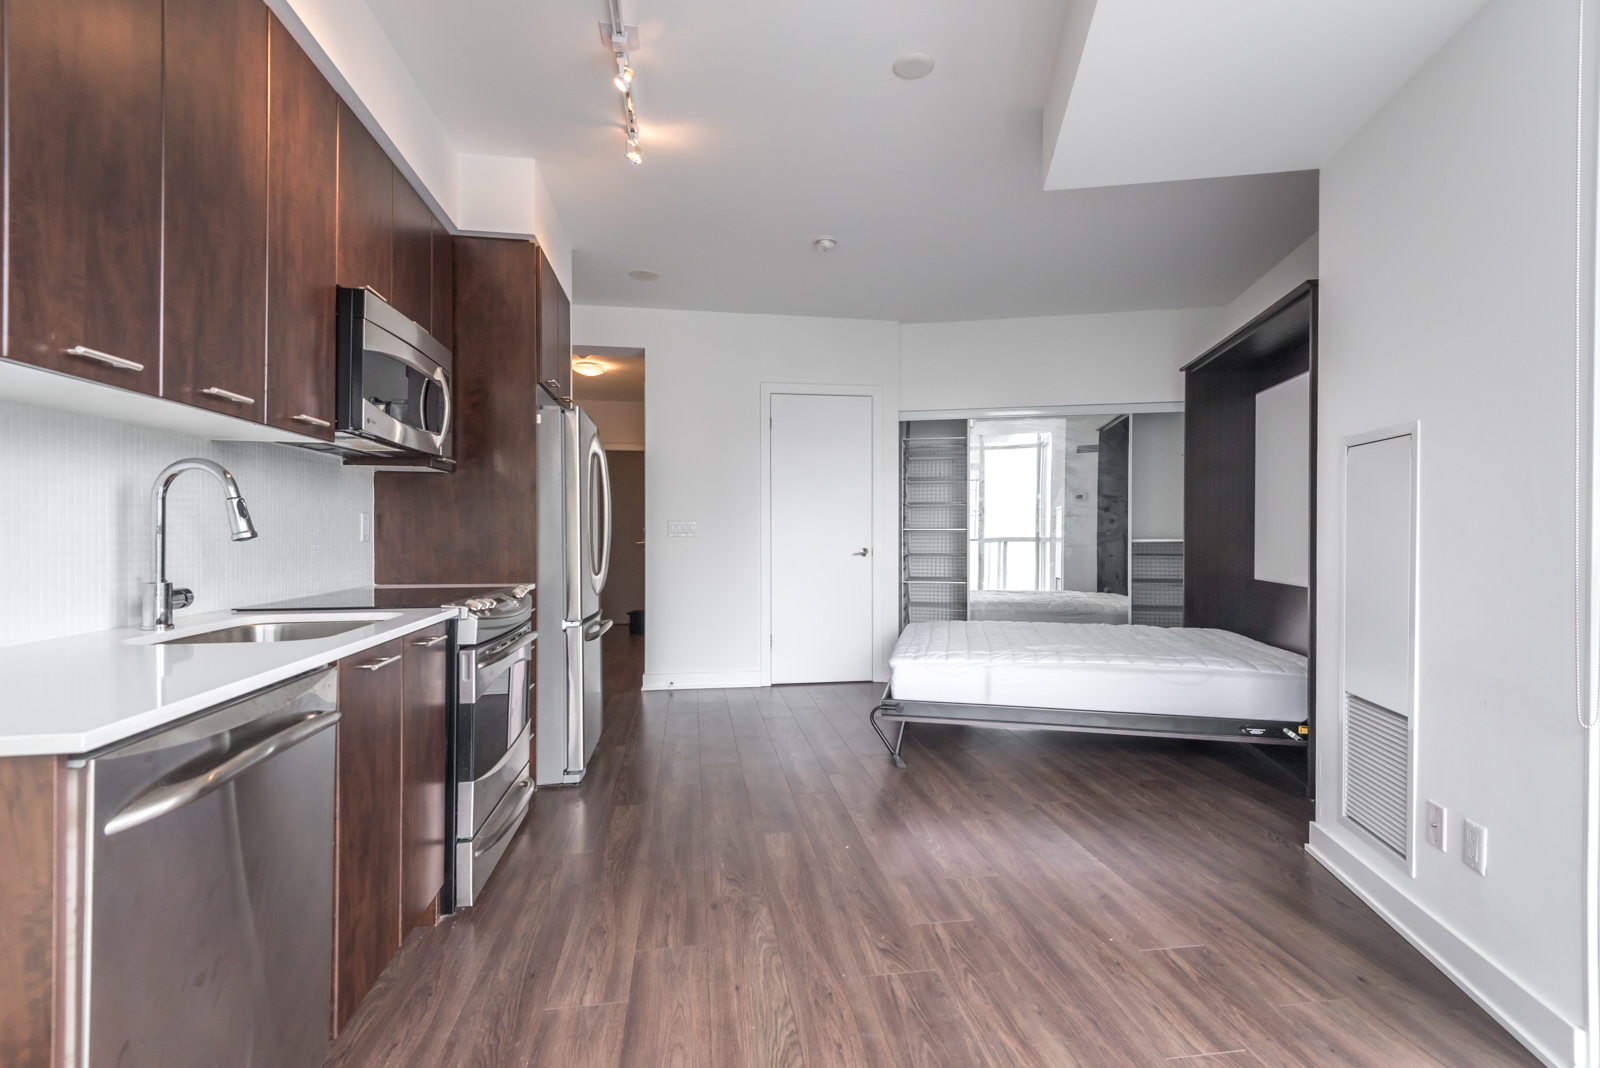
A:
[889,621,1306,722]
[967,589,1130,624]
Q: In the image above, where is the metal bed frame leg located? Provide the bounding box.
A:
[869,692,908,769]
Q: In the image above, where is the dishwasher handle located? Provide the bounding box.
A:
[104,711,341,836]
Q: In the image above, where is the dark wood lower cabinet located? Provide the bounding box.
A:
[0,756,59,1068]
[335,639,404,1035]
[400,623,449,939]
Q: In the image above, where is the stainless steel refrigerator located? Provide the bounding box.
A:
[536,388,614,785]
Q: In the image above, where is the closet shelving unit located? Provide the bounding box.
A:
[901,428,969,625]
[1131,539,1184,626]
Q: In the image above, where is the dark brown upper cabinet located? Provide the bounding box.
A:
[266,14,338,441]
[162,0,269,419]
[391,174,435,333]
[537,248,571,399]
[431,221,455,350]
[337,104,394,301]
[6,0,164,396]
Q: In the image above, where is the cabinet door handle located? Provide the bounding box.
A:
[412,634,448,647]
[65,345,144,372]
[358,654,401,672]
[201,386,255,405]
[291,413,331,428]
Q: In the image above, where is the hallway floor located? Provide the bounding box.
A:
[326,631,1539,1068]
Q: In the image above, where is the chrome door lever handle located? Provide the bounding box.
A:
[852,548,869,556]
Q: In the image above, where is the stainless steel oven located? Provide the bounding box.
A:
[451,618,535,909]
[331,286,452,461]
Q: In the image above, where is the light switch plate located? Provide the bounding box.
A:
[1425,801,1446,851]
[668,521,697,537]
[1463,818,1488,876]
[358,512,372,543]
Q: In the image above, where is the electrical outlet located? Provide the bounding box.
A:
[668,521,697,537]
[1425,801,1447,851]
[1462,818,1488,876]
[358,513,372,543]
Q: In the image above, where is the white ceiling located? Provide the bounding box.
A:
[362,0,1330,322]
[1045,0,1489,191]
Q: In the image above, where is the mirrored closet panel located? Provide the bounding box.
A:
[899,411,1185,628]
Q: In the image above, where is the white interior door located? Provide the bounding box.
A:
[770,392,874,683]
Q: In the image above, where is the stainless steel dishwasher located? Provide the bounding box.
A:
[60,668,340,1068]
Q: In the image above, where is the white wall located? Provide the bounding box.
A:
[1215,232,1320,342]
[584,400,645,451]
[1310,2,1590,1065]
[570,306,900,689]
[0,398,373,648]
[899,307,1222,413]
[1130,411,1184,540]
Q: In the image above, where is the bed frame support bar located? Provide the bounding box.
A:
[869,693,1306,767]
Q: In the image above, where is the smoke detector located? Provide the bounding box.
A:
[813,236,838,253]
[892,53,935,80]
[628,269,660,281]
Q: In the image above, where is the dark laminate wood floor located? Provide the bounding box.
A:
[326,631,1540,1068]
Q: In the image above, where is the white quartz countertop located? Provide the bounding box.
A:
[0,607,459,757]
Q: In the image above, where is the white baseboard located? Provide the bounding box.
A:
[641,670,764,691]
[1307,822,1582,1068]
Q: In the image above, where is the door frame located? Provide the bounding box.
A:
[761,383,887,688]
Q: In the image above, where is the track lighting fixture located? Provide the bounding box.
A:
[603,3,642,165]
[614,56,633,92]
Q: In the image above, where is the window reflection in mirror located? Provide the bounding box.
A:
[967,415,1133,625]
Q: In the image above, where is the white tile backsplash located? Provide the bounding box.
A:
[0,398,374,647]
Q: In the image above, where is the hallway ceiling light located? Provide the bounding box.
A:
[628,269,659,281]
[813,236,838,253]
[892,53,935,80]
[572,360,608,377]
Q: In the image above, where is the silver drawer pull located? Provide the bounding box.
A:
[358,654,401,672]
[201,386,256,405]
[66,345,144,372]
[292,413,331,428]
[412,634,448,647]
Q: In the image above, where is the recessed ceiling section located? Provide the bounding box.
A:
[1044,0,1490,191]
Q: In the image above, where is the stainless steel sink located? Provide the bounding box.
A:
[157,620,376,645]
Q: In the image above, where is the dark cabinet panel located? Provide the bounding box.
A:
[162,0,269,418]
[0,756,60,1068]
[537,247,572,398]
[337,104,394,300]
[392,174,434,333]
[266,13,338,440]
[375,237,539,585]
[401,624,449,937]
[7,0,163,395]
[335,640,404,1035]
[431,220,455,349]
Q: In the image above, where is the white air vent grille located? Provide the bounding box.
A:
[1343,693,1410,859]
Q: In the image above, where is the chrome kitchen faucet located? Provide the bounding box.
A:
[142,458,258,630]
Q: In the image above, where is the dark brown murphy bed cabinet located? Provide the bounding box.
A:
[1182,281,1318,797]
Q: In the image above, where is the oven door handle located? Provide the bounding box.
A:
[459,631,535,705]
[473,778,533,858]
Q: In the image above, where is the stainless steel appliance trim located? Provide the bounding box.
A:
[456,721,531,840]
[357,654,401,672]
[292,413,331,428]
[564,408,583,623]
[359,286,453,371]
[565,622,585,773]
[102,711,341,836]
[201,386,256,405]
[66,345,144,372]
[99,668,337,759]
[584,617,614,641]
[473,777,532,858]
[456,770,533,907]
[458,625,534,703]
[359,318,452,454]
[587,433,613,593]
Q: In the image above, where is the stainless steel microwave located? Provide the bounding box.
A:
[331,287,453,461]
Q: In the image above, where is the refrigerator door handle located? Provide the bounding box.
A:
[584,618,614,641]
[588,434,613,594]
